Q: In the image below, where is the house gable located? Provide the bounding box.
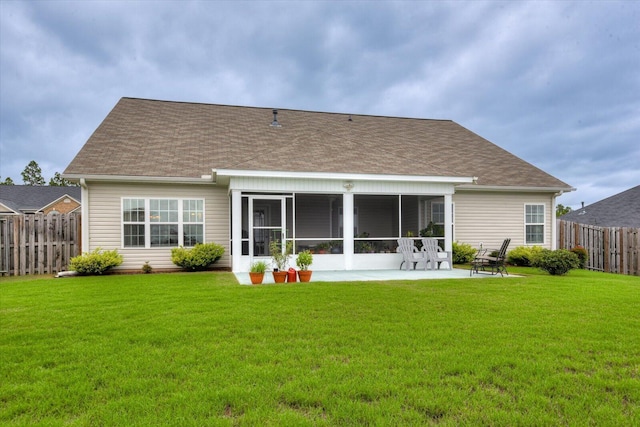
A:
[0,200,20,214]
[41,194,81,214]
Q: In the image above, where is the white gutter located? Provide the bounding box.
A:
[457,184,576,193]
[63,174,216,184]
[214,169,475,184]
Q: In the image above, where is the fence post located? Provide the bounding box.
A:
[602,230,611,273]
[619,228,629,274]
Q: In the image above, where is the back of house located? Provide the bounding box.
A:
[64,97,573,272]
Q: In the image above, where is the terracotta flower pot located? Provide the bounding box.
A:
[249,272,264,285]
[272,271,287,283]
[297,270,312,282]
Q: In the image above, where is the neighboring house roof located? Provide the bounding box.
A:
[64,97,572,191]
[560,185,640,228]
[0,185,81,214]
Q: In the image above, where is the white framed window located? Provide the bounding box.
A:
[431,202,445,225]
[123,198,145,247]
[525,204,545,244]
[122,198,204,248]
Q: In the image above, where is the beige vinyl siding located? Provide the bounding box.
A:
[86,181,229,271]
[453,191,554,249]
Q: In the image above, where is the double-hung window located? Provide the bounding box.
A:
[122,198,204,248]
[123,199,145,247]
[525,204,545,244]
[431,202,445,227]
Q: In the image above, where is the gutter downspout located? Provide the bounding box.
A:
[80,179,89,253]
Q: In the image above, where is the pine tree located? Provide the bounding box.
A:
[21,160,46,186]
[49,172,77,186]
[556,204,572,217]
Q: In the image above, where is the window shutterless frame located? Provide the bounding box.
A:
[121,197,205,248]
[524,203,545,244]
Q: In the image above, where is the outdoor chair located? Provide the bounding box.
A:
[421,238,453,270]
[397,238,429,270]
[470,238,511,276]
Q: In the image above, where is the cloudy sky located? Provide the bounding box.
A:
[1,0,638,209]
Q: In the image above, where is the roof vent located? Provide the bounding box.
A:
[270,109,281,128]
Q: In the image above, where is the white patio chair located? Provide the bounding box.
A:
[421,238,453,270]
[396,238,429,270]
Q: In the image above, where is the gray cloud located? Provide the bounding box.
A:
[1,1,638,208]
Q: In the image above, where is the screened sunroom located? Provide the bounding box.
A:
[224,170,473,272]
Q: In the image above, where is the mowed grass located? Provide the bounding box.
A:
[1,270,639,426]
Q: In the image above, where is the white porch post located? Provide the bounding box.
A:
[444,193,453,253]
[231,190,242,272]
[551,194,557,250]
[343,192,354,270]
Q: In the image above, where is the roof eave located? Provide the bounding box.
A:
[62,173,216,184]
[457,184,576,193]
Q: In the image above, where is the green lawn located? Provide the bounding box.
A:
[1,269,639,426]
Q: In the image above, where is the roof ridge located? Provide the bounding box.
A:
[120,97,454,123]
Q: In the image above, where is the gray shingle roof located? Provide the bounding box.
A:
[64,97,572,190]
[0,185,81,213]
[560,185,640,228]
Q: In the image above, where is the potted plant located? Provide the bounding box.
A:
[249,260,267,285]
[316,242,330,254]
[420,222,444,238]
[296,250,313,282]
[270,240,292,283]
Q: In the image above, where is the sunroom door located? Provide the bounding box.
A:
[250,197,286,258]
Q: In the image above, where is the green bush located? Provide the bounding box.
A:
[171,243,224,271]
[570,246,589,269]
[507,246,544,267]
[532,249,580,276]
[69,248,123,275]
[452,241,477,264]
[142,262,153,274]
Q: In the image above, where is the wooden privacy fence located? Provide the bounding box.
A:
[557,220,640,276]
[0,213,82,276]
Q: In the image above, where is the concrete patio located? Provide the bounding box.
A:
[235,268,512,285]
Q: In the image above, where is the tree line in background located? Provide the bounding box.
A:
[0,160,77,186]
